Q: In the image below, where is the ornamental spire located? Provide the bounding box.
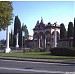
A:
[41,17,43,23]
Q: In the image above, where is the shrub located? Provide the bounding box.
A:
[23,47,46,52]
[50,47,75,56]
[23,48,31,52]
[31,47,46,52]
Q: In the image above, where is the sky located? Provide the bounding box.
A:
[0,1,74,40]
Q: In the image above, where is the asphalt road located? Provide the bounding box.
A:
[0,59,75,74]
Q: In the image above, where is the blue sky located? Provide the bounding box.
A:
[0,1,74,40]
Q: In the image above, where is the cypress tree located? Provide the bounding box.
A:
[67,22,74,38]
[9,29,13,46]
[73,18,75,47]
[60,23,67,39]
[22,24,29,46]
[13,15,22,47]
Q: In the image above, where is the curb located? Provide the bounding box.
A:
[0,56,75,64]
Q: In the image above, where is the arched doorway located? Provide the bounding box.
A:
[39,32,45,48]
[45,31,51,48]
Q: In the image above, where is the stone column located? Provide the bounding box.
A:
[16,33,19,48]
[54,28,57,47]
[42,38,44,48]
[39,38,40,48]
[41,35,43,47]
[5,26,11,53]
[45,37,46,48]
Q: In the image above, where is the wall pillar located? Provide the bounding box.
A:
[39,38,40,48]
[45,37,46,48]
[54,28,57,47]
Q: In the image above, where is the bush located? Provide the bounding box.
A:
[23,47,46,52]
[23,48,31,52]
[31,48,40,52]
[50,47,75,56]
[31,47,46,52]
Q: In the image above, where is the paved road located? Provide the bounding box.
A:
[0,59,75,74]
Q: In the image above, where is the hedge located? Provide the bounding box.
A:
[50,47,75,56]
[23,47,46,52]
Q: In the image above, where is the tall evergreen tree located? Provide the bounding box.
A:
[9,29,13,46]
[73,18,75,47]
[67,22,74,38]
[13,16,22,47]
[22,24,29,39]
[60,23,67,39]
[22,24,29,46]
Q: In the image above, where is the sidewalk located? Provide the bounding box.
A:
[0,56,75,64]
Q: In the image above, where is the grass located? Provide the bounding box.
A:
[0,52,75,59]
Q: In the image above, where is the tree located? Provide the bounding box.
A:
[73,18,75,47]
[22,24,29,39]
[13,16,22,47]
[60,23,67,39]
[0,1,13,30]
[67,22,74,38]
[22,24,29,46]
[0,39,6,46]
[9,29,13,46]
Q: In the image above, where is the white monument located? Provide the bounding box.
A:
[16,33,19,48]
[5,26,11,53]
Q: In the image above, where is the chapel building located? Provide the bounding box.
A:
[33,17,60,48]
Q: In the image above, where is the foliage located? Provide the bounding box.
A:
[9,30,13,46]
[22,23,29,39]
[13,16,22,47]
[50,47,75,56]
[23,47,46,52]
[22,23,29,47]
[67,22,74,38]
[13,16,29,47]
[23,48,31,52]
[60,23,67,39]
[73,18,75,47]
[0,39,6,46]
[0,1,13,30]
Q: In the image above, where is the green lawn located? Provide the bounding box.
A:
[0,52,75,59]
